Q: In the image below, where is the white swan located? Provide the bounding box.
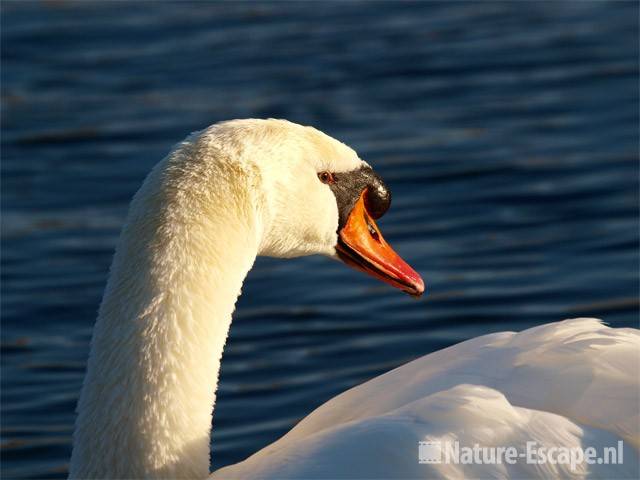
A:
[70,119,639,479]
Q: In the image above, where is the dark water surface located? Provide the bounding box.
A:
[1,1,638,478]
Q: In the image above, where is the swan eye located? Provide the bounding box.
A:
[318,171,335,184]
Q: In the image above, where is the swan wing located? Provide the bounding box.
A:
[211,319,639,479]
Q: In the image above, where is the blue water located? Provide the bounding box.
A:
[1,1,638,478]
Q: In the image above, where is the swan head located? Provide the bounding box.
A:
[199,119,424,297]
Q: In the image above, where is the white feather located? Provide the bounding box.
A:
[212,319,639,479]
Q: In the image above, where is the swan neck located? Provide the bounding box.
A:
[70,149,262,479]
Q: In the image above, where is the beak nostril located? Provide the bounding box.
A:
[366,220,380,242]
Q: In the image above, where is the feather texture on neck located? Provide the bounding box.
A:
[70,129,264,479]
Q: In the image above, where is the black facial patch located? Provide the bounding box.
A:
[328,165,391,229]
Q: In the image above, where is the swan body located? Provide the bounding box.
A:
[212,318,639,479]
[70,119,639,479]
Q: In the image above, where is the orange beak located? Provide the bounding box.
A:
[336,190,425,297]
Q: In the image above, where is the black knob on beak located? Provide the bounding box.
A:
[330,165,392,229]
[365,174,391,219]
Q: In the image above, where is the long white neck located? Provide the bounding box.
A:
[70,138,263,479]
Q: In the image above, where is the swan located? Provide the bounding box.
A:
[70,119,639,479]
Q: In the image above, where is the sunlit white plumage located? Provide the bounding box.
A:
[213,318,639,479]
[69,119,639,479]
